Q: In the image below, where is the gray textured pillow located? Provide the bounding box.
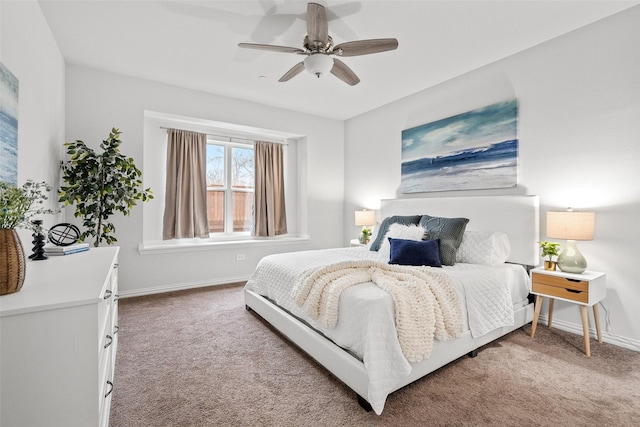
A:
[369,215,422,251]
[419,215,469,266]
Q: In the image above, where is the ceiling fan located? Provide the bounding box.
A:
[238,2,398,86]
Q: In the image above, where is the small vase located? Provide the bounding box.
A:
[0,229,26,295]
[544,260,557,271]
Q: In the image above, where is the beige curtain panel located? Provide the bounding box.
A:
[162,129,209,240]
[253,141,287,237]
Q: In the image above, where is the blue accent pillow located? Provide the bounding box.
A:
[388,238,442,267]
[369,215,422,252]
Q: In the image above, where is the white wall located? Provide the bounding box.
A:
[0,1,65,238]
[64,65,344,295]
[344,7,640,349]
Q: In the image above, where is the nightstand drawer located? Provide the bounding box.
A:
[531,273,589,292]
[531,282,588,303]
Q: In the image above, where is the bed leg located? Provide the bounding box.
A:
[468,349,478,358]
[357,394,373,412]
[245,304,252,312]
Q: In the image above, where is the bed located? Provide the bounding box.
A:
[244,195,539,414]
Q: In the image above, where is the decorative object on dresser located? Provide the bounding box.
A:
[28,219,48,260]
[48,222,81,246]
[530,267,606,357]
[44,242,90,256]
[546,209,595,274]
[0,247,120,426]
[0,180,57,295]
[0,228,25,295]
[354,209,376,244]
[59,128,153,247]
[537,241,561,271]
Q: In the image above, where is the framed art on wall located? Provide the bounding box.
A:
[0,62,19,187]
[401,99,518,193]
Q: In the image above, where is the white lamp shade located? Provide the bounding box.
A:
[546,211,595,241]
[304,54,333,78]
[354,210,376,227]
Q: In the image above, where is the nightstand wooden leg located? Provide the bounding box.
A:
[593,304,603,343]
[547,298,555,329]
[531,295,543,338]
[580,305,591,357]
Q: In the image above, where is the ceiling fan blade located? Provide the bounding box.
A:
[238,42,305,55]
[333,38,399,57]
[330,58,360,86]
[307,3,328,48]
[279,62,305,82]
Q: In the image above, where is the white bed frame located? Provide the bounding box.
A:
[245,195,539,411]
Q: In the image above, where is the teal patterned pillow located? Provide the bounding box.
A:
[419,215,469,266]
[369,215,422,252]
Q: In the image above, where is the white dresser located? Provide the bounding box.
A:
[0,246,119,427]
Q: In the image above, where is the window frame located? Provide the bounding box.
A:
[206,137,255,237]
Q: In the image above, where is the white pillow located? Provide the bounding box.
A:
[456,231,511,265]
[378,223,426,260]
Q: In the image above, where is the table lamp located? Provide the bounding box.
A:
[354,209,376,244]
[546,209,595,274]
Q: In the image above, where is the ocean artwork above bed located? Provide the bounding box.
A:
[401,99,518,193]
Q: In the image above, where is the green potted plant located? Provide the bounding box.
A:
[0,180,57,294]
[537,241,561,271]
[59,128,153,247]
[359,227,372,244]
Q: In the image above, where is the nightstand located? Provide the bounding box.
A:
[530,267,606,357]
[350,239,367,247]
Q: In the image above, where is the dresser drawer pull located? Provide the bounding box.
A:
[105,381,114,398]
[114,294,120,302]
[566,278,582,283]
[104,335,113,349]
[113,263,119,269]
[566,289,581,293]
[103,289,112,300]
[113,325,119,335]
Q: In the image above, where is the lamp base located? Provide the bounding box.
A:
[557,240,587,274]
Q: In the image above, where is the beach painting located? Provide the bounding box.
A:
[401,99,518,193]
[1,62,19,187]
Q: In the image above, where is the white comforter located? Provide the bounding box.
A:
[244,247,529,414]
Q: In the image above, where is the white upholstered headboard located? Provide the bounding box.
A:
[380,195,540,266]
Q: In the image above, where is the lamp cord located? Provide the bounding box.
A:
[598,301,640,352]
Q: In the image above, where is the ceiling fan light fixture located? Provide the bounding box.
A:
[304,54,333,78]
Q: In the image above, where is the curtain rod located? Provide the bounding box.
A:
[159,126,287,145]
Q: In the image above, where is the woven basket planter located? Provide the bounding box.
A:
[0,229,26,295]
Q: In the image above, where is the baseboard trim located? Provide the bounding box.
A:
[538,315,640,353]
[118,276,250,299]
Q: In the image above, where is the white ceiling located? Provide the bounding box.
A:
[38,1,638,121]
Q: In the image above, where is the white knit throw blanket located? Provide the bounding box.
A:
[291,260,464,363]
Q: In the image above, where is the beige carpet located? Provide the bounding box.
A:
[110,284,640,427]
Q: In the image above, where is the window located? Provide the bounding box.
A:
[206,140,254,234]
[140,111,306,249]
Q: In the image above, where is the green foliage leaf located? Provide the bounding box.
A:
[59,128,153,246]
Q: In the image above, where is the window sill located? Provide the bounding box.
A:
[138,234,311,255]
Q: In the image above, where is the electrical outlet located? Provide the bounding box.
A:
[236,254,245,261]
